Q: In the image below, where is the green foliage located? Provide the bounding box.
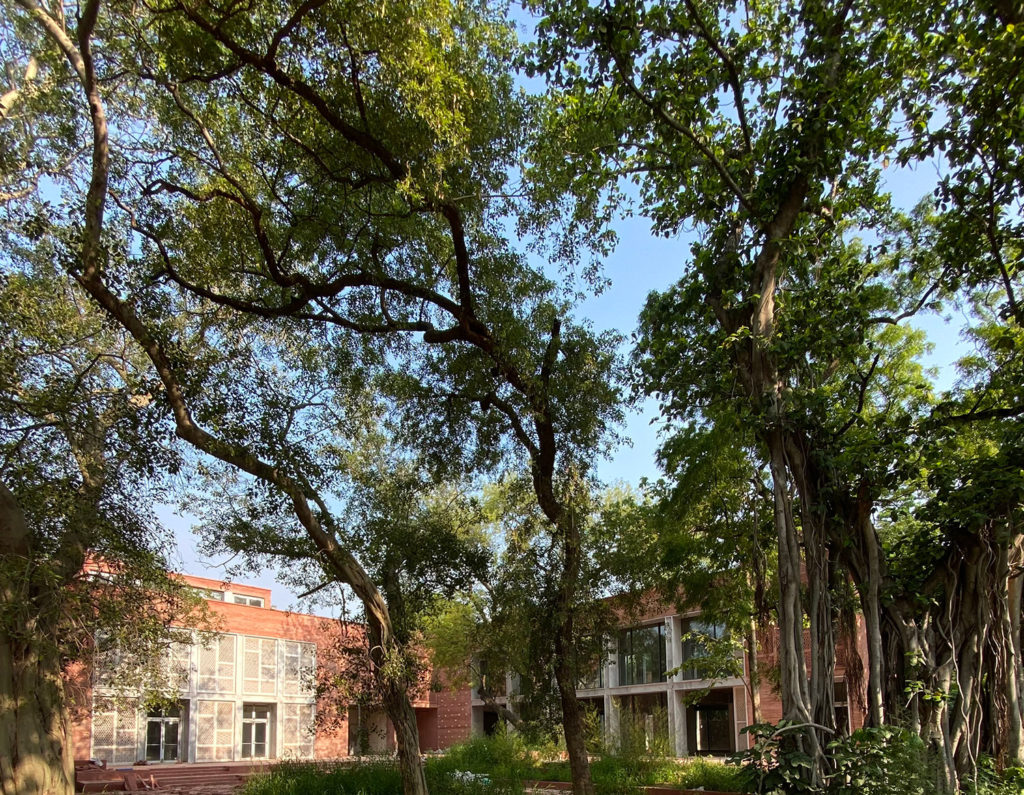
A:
[240,758,519,795]
[828,726,932,795]
[239,736,746,794]
[734,722,822,795]
[737,722,945,795]
[962,758,1024,795]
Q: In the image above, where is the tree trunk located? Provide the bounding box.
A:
[1,484,75,795]
[765,431,823,784]
[553,641,594,795]
[746,622,762,725]
[363,605,427,795]
[1007,540,1024,765]
[0,636,74,795]
[381,679,428,795]
[551,513,594,795]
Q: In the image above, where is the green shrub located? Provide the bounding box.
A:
[241,759,403,795]
[828,726,931,795]
[732,721,822,794]
[674,757,745,792]
[962,757,1024,795]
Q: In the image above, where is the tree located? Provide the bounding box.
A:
[527,0,1022,788]
[2,2,624,793]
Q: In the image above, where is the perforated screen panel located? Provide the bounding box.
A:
[91,699,139,765]
[282,641,316,696]
[281,703,315,759]
[243,637,277,695]
[196,700,235,761]
[198,634,235,692]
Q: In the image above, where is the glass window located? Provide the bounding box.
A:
[680,620,726,680]
[233,595,265,607]
[617,624,666,686]
[194,587,224,601]
[835,680,849,735]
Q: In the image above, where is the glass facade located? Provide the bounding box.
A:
[617,624,667,686]
[680,619,726,680]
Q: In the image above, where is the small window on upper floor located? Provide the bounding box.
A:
[233,595,265,607]
[194,587,224,601]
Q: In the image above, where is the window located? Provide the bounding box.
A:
[241,705,271,759]
[835,680,849,735]
[233,595,264,607]
[194,587,224,601]
[617,624,666,686]
[680,620,726,680]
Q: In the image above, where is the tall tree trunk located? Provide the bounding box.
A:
[0,636,74,795]
[746,622,762,726]
[786,438,836,753]
[765,432,823,784]
[1007,539,1024,765]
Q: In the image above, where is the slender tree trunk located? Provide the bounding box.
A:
[1007,540,1024,765]
[552,514,594,795]
[746,622,762,725]
[554,649,594,795]
[365,615,428,795]
[765,432,823,783]
[381,679,428,795]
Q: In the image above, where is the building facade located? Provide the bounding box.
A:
[70,575,863,766]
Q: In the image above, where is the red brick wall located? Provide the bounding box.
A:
[433,686,473,748]
[754,622,867,730]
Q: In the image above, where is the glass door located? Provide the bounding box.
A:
[146,705,181,762]
[241,705,271,759]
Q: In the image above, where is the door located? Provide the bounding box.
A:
[145,705,181,762]
[241,704,271,759]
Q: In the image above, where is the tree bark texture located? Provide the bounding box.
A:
[1,488,75,795]
[0,635,74,795]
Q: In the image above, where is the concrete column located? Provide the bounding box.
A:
[604,694,620,752]
[667,616,682,680]
[732,685,749,751]
[606,635,619,688]
[671,690,688,757]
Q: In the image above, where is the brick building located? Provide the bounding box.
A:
[69,574,473,765]
[69,575,864,766]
